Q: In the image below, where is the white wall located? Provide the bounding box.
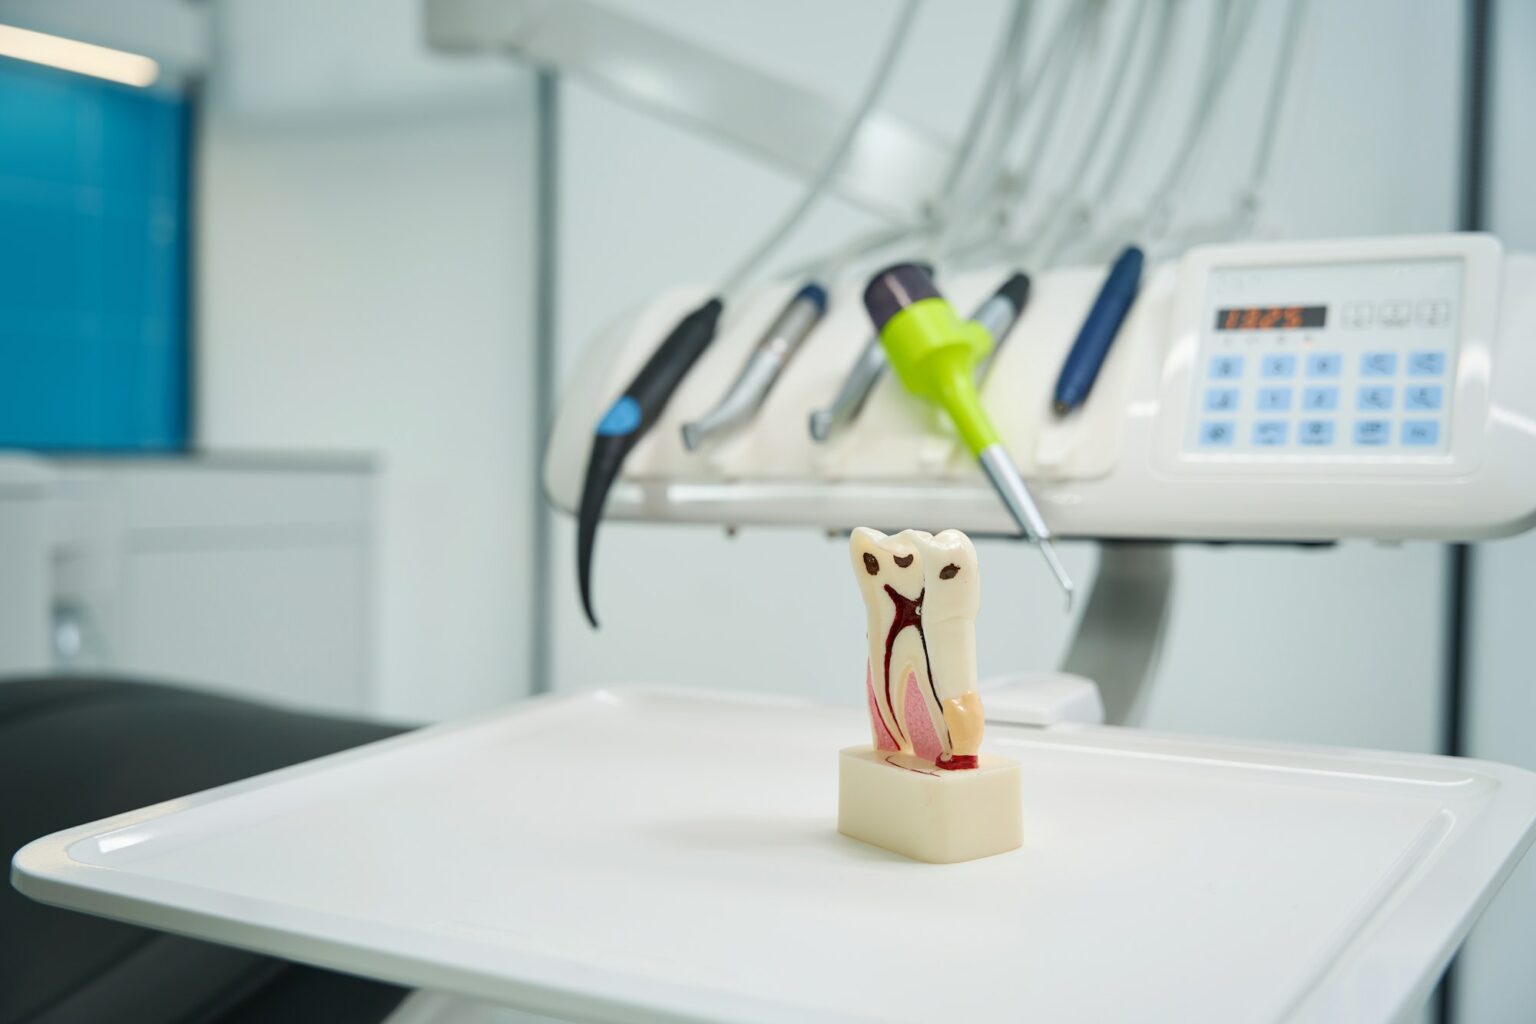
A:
[197,0,541,721]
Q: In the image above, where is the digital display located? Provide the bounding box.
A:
[1214,305,1327,331]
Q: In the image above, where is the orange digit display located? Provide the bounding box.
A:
[1214,305,1326,331]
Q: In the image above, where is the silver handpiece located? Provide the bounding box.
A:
[681,283,828,451]
[808,335,887,442]
[966,275,1070,604]
[809,270,1030,442]
[978,443,1074,607]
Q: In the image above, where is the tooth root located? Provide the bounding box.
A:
[849,527,924,753]
[909,529,983,759]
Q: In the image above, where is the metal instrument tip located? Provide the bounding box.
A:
[1037,538,1075,611]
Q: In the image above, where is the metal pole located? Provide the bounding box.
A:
[529,70,560,695]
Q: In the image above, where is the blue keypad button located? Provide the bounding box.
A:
[1205,388,1239,412]
[1298,420,1335,446]
[1199,421,1236,447]
[1209,355,1244,380]
[1356,386,1394,412]
[1257,387,1292,412]
[1408,351,1446,376]
[1252,421,1288,446]
[1302,386,1338,411]
[1261,354,1297,378]
[1306,353,1342,377]
[1354,420,1391,446]
[1403,385,1443,411]
[1360,352,1398,377]
[1402,420,1441,446]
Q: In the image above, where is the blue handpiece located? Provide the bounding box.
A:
[1052,245,1144,415]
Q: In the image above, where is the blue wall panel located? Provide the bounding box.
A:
[0,58,188,451]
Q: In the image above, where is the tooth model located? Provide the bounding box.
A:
[839,527,1023,863]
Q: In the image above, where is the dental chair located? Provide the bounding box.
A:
[0,675,411,1024]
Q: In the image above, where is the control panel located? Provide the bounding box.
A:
[1183,258,1463,457]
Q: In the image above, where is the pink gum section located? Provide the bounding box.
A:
[865,662,900,752]
[903,670,942,763]
[864,662,942,761]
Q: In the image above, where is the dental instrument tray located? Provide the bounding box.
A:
[15,687,1536,1023]
[545,233,1536,541]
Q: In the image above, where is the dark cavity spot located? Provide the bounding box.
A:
[940,563,961,580]
[863,553,880,575]
[893,554,914,568]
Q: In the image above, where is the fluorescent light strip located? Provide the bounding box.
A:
[0,24,159,87]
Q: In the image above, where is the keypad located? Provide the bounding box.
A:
[1360,352,1397,376]
[1253,421,1288,446]
[1209,355,1244,380]
[1407,351,1445,376]
[1257,387,1292,412]
[1307,353,1342,377]
[1261,354,1296,378]
[1205,388,1239,412]
[1354,420,1390,446]
[1302,386,1338,411]
[1356,386,1394,412]
[1298,420,1334,446]
[1199,421,1236,446]
[1187,346,1450,455]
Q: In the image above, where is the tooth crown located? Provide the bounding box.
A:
[907,529,979,624]
[909,529,980,705]
[848,526,984,767]
[848,527,923,602]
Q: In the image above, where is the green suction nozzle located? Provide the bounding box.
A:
[862,263,1075,606]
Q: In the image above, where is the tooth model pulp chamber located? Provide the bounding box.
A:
[838,527,1023,864]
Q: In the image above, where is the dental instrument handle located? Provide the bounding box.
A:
[863,263,1073,604]
[1052,245,1144,415]
[809,264,936,443]
[930,370,1072,601]
[971,271,1031,379]
[809,337,887,442]
[682,283,826,450]
[577,296,724,627]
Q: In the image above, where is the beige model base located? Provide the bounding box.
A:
[837,746,1022,864]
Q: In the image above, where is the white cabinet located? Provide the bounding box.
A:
[0,454,376,716]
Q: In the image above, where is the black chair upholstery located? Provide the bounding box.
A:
[2,675,414,1024]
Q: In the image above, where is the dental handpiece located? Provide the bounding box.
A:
[810,269,1029,442]
[862,263,1073,605]
[682,283,827,451]
[971,272,1032,380]
[808,334,887,442]
[577,297,724,627]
